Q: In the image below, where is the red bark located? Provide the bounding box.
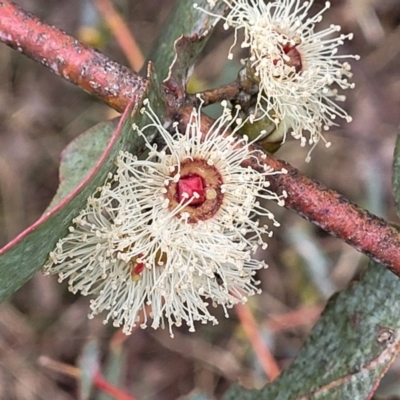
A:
[178,110,400,276]
[245,154,400,276]
[0,0,146,112]
[1,1,400,277]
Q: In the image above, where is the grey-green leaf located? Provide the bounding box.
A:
[144,0,226,82]
[225,262,400,400]
[0,68,165,303]
[46,118,118,210]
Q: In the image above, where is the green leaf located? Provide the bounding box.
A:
[166,32,213,93]
[392,130,400,216]
[46,118,118,210]
[225,262,400,400]
[144,0,226,82]
[0,66,166,303]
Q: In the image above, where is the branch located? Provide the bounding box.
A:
[1,2,400,277]
[188,81,242,106]
[94,372,136,400]
[176,109,400,277]
[0,0,146,112]
[235,303,281,381]
[245,154,400,276]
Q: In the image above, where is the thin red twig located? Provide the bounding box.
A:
[235,303,281,381]
[189,81,241,106]
[94,0,144,72]
[94,372,136,400]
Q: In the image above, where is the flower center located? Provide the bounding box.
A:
[282,42,302,73]
[177,175,206,206]
[165,158,224,223]
[271,36,303,74]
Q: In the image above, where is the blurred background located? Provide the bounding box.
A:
[0,0,400,398]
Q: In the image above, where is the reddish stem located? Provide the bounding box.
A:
[235,303,281,381]
[0,0,146,112]
[177,110,400,277]
[94,372,136,400]
[1,2,400,277]
[244,154,400,276]
[190,81,241,106]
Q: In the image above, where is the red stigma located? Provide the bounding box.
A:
[282,43,302,73]
[133,262,145,275]
[178,175,206,206]
[272,42,302,73]
[130,254,145,281]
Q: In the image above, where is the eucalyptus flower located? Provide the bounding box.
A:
[195,0,359,160]
[43,100,284,336]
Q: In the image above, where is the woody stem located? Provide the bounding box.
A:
[0,0,146,112]
[1,1,400,276]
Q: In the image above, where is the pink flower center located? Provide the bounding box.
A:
[165,158,224,223]
[271,38,303,74]
[177,174,206,206]
[282,43,302,73]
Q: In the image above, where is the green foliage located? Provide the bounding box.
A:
[46,119,118,211]
[0,73,165,303]
[144,0,226,82]
[1,1,400,399]
[225,262,400,399]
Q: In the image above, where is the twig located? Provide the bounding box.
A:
[244,152,400,276]
[38,356,136,400]
[188,81,241,106]
[0,0,146,112]
[94,373,136,400]
[235,303,281,381]
[38,355,81,379]
[2,2,400,277]
[94,0,145,72]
